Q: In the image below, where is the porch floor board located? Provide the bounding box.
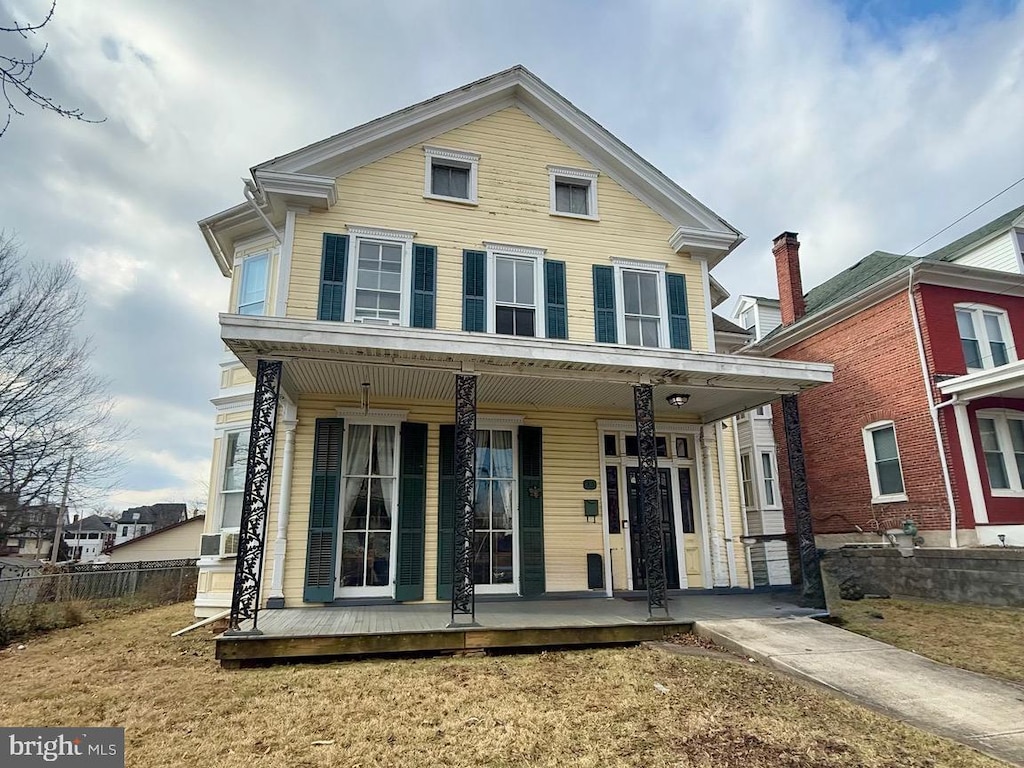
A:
[216,592,816,666]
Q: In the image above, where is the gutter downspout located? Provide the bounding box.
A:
[908,266,959,548]
[243,181,283,244]
[732,415,755,588]
[715,421,739,586]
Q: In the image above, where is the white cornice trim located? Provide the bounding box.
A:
[423,145,480,163]
[669,226,739,255]
[347,224,416,242]
[547,164,599,180]
[335,407,409,422]
[938,359,1024,400]
[211,392,254,413]
[610,256,667,271]
[477,415,525,429]
[484,241,546,258]
[254,170,337,209]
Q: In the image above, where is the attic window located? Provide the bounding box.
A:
[548,165,599,220]
[424,146,479,204]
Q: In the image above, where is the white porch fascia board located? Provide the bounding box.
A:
[937,359,1024,402]
[254,170,337,210]
[220,314,833,390]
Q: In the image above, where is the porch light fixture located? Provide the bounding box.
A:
[665,393,690,408]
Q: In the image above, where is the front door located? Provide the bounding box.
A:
[625,467,680,590]
[337,423,398,597]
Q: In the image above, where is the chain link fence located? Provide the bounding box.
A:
[0,560,198,643]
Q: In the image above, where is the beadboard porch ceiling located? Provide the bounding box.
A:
[221,314,834,423]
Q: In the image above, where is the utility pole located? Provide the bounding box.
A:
[49,456,74,565]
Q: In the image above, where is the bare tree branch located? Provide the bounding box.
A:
[0,1,104,139]
[0,233,129,546]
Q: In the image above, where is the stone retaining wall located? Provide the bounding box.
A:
[821,547,1024,608]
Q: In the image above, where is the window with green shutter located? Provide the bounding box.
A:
[592,265,617,343]
[666,272,691,350]
[395,422,427,601]
[463,250,486,332]
[544,260,568,339]
[304,418,344,602]
[518,425,545,597]
[436,424,456,599]
[411,245,437,329]
[318,234,348,321]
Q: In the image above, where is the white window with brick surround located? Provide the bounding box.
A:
[976,409,1024,495]
[955,304,1015,371]
[862,421,907,503]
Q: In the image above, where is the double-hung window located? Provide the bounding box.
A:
[740,453,756,509]
[219,429,249,553]
[424,146,479,204]
[237,252,269,315]
[346,226,415,326]
[612,260,669,348]
[862,421,907,502]
[485,242,545,338]
[548,165,599,220]
[977,410,1024,494]
[955,304,1014,371]
[760,452,778,507]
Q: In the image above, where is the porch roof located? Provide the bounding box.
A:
[938,360,1024,402]
[221,314,833,423]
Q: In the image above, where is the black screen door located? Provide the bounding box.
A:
[625,467,680,590]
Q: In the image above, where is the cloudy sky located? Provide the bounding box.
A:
[1,0,1022,513]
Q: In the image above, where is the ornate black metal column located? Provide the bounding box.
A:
[634,383,671,620]
[781,394,824,609]
[451,373,478,626]
[227,359,282,634]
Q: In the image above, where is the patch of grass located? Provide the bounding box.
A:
[0,603,1003,768]
[839,597,1024,683]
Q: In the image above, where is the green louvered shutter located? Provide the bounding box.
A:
[544,259,568,340]
[318,234,348,321]
[666,272,691,350]
[304,418,343,602]
[462,250,486,332]
[395,422,427,601]
[592,265,617,343]
[518,425,545,597]
[411,245,437,329]
[436,424,456,599]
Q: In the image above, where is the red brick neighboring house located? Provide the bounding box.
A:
[749,209,1024,548]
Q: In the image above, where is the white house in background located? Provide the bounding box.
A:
[731,294,791,587]
[927,204,1024,273]
[63,515,115,562]
[112,504,187,546]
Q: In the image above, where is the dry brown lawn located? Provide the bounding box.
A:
[839,597,1024,683]
[0,602,1003,768]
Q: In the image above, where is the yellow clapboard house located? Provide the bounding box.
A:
[194,67,831,627]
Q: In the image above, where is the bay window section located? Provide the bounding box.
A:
[237,252,269,315]
[219,429,249,552]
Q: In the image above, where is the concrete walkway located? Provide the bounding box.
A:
[695,617,1024,766]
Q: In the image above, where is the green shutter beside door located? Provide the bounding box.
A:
[544,259,568,339]
[518,425,545,597]
[592,265,617,343]
[462,250,486,332]
[436,424,456,600]
[318,234,348,322]
[666,272,691,350]
[395,422,427,601]
[304,418,344,602]
[411,245,437,329]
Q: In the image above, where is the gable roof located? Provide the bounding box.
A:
[115,503,186,528]
[927,204,1024,262]
[66,515,114,535]
[713,314,748,335]
[109,515,204,551]
[802,251,918,317]
[202,66,744,274]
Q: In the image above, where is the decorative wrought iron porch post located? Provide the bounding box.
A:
[781,393,824,609]
[633,383,671,620]
[226,359,283,635]
[451,373,478,626]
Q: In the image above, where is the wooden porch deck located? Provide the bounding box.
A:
[215,591,817,667]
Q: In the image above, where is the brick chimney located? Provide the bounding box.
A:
[773,231,806,326]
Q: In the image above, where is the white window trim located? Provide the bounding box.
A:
[955,303,1016,372]
[215,427,250,557]
[611,257,670,349]
[739,451,756,510]
[344,224,416,327]
[862,421,908,504]
[234,250,271,316]
[473,423,520,594]
[423,145,479,205]
[484,241,547,339]
[335,416,404,598]
[755,449,782,510]
[976,408,1024,496]
[548,165,599,221]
